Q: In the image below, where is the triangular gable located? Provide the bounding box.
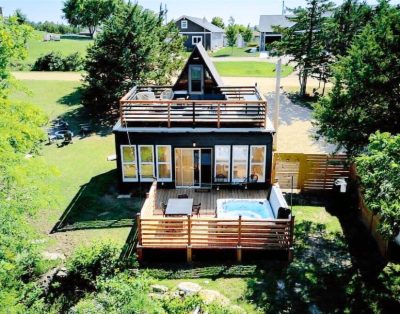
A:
[173,43,224,91]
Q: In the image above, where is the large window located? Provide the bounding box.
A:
[215,145,230,182]
[232,145,248,182]
[138,145,154,181]
[156,145,172,182]
[250,146,266,183]
[121,145,137,182]
[181,20,188,29]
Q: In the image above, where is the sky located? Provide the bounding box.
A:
[1,0,399,26]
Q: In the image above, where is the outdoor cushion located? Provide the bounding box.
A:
[269,185,289,218]
[135,91,156,100]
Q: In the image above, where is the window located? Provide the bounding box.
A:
[121,145,137,182]
[156,145,172,181]
[181,20,188,29]
[138,145,154,182]
[232,145,248,182]
[250,146,266,183]
[215,145,230,182]
[192,36,202,45]
[189,64,203,93]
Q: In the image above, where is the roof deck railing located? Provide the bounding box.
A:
[119,85,268,128]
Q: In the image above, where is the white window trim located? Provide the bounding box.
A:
[214,145,231,182]
[232,145,249,183]
[192,35,202,45]
[138,145,155,182]
[181,20,188,29]
[120,145,138,182]
[250,145,267,183]
[156,145,172,182]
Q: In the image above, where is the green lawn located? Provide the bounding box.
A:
[13,30,93,68]
[214,61,293,77]
[211,47,260,58]
[10,80,141,254]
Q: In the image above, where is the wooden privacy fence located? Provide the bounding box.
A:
[136,214,294,262]
[272,153,350,192]
[350,165,389,258]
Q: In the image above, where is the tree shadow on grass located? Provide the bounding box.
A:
[245,195,400,313]
[56,86,118,137]
[51,169,145,232]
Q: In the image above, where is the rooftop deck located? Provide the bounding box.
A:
[119,85,268,128]
[136,182,294,262]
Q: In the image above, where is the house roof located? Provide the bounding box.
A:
[174,43,224,89]
[258,15,295,33]
[177,15,225,33]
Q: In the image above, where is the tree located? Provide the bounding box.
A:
[242,24,253,43]
[272,0,335,97]
[313,0,400,155]
[225,18,238,53]
[82,3,185,114]
[356,132,400,240]
[0,16,32,98]
[63,0,122,38]
[14,9,28,24]
[211,16,224,29]
[325,0,372,57]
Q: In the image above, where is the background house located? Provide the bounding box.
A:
[258,15,294,51]
[175,15,225,51]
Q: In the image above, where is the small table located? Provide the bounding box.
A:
[165,198,194,216]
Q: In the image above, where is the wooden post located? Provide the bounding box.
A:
[217,104,221,128]
[238,215,242,246]
[136,213,142,246]
[187,245,192,263]
[237,246,242,263]
[136,213,143,262]
[289,216,295,247]
[192,102,196,128]
[187,214,191,246]
[167,103,171,128]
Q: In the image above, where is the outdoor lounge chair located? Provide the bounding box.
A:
[62,131,73,145]
[135,91,156,101]
[192,203,201,217]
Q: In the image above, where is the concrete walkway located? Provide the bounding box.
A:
[13,71,82,81]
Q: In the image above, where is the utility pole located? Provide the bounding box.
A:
[282,1,285,15]
[273,59,282,151]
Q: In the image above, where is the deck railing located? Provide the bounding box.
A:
[137,214,294,250]
[119,85,267,128]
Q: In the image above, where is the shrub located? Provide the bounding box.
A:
[32,52,83,71]
[67,241,121,286]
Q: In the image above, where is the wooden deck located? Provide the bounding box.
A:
[151,188,269,217]
[137,182,294,262]
[119,85,268,128]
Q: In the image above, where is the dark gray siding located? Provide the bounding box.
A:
[176,17,212,50]
[181,33,211,51]
[114,130,273,191]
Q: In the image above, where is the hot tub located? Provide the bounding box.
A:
[216,199,275,219]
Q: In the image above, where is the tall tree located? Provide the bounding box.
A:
[0,16,32,98]
[314,0,400,156]
[63,0,122,38]
[242,24,253,43]
[356,132,400,240]
[272,0,335,97]
[225,18,238,53]
[325,0,372,57]
[82,3,185,113]
[211,16,224,29]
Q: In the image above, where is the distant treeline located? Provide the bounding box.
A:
[28,21,81,34]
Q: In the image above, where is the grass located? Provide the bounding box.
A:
[211,47,260,58]
[13,30,93,68]
[214,61,293,77]
[10,79,141,254]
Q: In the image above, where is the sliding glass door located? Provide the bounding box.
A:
[175,148,212,187]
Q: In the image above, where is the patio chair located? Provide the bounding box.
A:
[62,131,73,145]
[192,203,201,217]
[160,89,174,100]
[135,91,156,101]
[160,202,167,216]
[215,174,227,183]
[249,174,259,183]
[178,194,188,199]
